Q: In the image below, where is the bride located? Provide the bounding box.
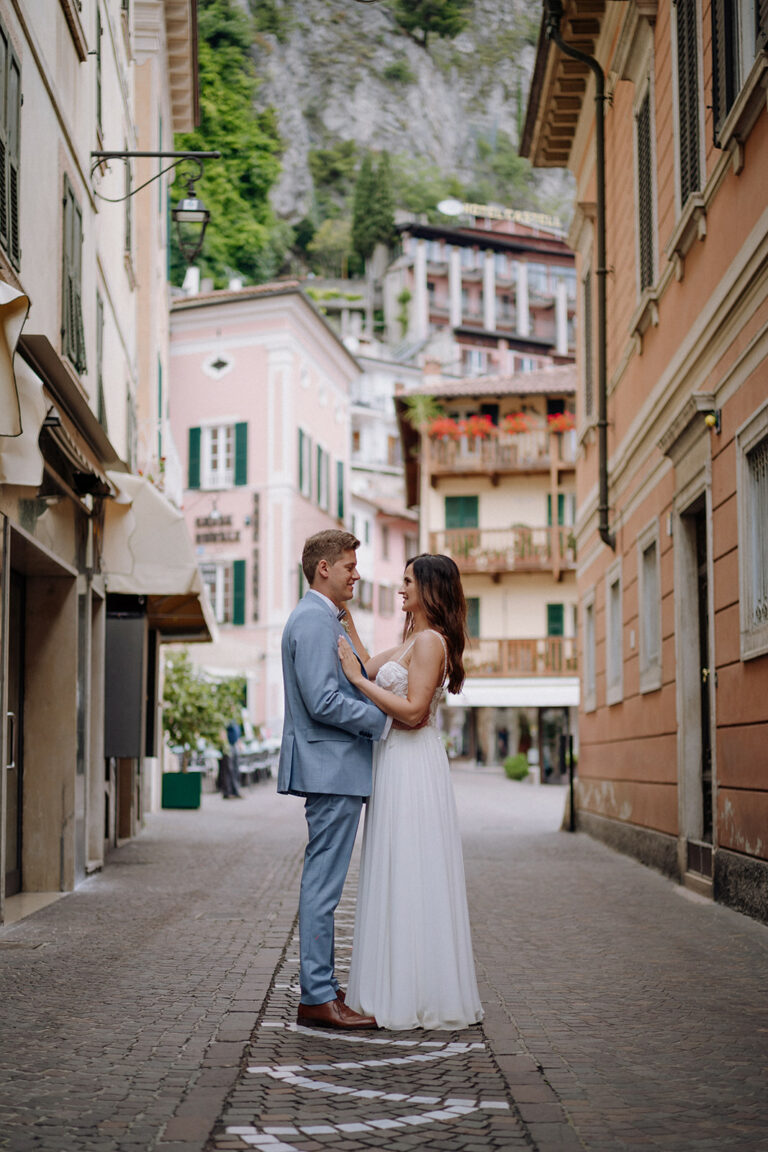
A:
[337,553,483,1031]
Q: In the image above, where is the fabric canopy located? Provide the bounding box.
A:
[103,471,216,642]
[0,279,29,437]
[446,677,580,709]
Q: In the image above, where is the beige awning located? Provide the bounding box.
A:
[446,677,580,709]
[0,279,29,438]
[103,471,216,642]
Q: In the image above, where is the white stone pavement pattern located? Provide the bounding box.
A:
[0,768,767,1152]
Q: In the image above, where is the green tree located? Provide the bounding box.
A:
[392,0,472,48]
[162,650,246,769]
[308,140,359,219]
[170,0,283,287]
[352,152,396,264]
[307,218,354,277]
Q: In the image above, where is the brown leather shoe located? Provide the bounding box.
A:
[335,987,346,1004]
[297,997,377,1030]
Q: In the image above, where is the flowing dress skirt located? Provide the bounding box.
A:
[347,723,483,1030]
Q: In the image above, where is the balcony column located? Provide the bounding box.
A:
[449,246,462,328]
[413,238,429,342]
[555,277,568,355]
[516,261,530,337]
[483,249,496,332]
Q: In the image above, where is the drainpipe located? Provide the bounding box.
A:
[544,0,615,550]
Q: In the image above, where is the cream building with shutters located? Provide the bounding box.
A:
[397,363,579,775]
[169,282,361,740]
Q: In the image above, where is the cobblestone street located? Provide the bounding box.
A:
[1,768,767,1152]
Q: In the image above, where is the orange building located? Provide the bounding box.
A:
[523,0,768,921]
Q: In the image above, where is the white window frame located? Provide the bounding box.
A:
[200,561,233,624]
[298,427,312,499]
[201,423,234,490]
[582,586,597,713]
[736,399,768,660]
[637,518,663,693]
[605,558,624,706]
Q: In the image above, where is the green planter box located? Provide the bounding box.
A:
[162,771,203,810]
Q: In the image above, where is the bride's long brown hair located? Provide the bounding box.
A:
[402,554,467,694]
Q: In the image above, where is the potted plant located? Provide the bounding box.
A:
[161,651,245,809]
[428,415,463,440]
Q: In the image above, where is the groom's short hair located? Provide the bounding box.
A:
[302,530,360,584]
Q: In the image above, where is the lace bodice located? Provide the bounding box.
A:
[375,632,447,727]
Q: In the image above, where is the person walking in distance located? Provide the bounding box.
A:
[278,530,388,1030]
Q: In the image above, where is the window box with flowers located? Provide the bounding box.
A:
[460,414,496,441]
[428,416,463,440]
[547,412,576,434]
[501,412,533,435]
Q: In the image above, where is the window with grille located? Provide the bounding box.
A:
[62,177,87,373]
[738,405,768,658]
[0,19,21,269]
[636,89,655,293]
[675,0,701,205]
[606,563,623,705]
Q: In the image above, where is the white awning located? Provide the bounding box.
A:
[0,279,29,437]
[103,471,216,642]
[446,677,580,709]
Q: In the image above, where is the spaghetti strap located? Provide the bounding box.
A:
[428,629,449,684]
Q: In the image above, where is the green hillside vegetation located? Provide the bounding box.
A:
[176,0,560,287]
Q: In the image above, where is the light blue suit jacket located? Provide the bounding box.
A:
[278,592,387,797]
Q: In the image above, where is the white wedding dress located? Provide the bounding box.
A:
[347,634,483,1030]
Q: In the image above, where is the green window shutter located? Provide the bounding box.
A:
[337,460,344,521]
[234,422,248,486]
[298,563,306,600]
[7,40,20,268]
[232,559,246,625]
[0,27,8,253]
[547,603,564,637]
[466,597,480,638]
[188,426,201,489]
[445,495,479,529]
[547,493,565,525]
[298,428,304,492]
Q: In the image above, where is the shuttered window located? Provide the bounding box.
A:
[675,0,701,204]
[188,426,201,489]
[445,495,478,529]
[232,559,246,626]
[583,269,593,419]
[0,20,21,269]
[466,597,480,639]
[711,0,738,144]
[759,0,768,49]
[547,604,565,637]
[336,460,344,521]
[636,90,655,293]
[62,177,87,373]
[234,421,248,486]
[96,292,107,430]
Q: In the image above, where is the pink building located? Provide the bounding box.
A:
[169,282,360,738]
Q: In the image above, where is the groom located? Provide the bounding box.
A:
[279,529,388,1029]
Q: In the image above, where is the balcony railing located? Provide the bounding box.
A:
[464,636,578,678]
[430,526,576,576]
[427,430,577,475]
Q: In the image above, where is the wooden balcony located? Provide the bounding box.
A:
[464,636,578,678]
[427,430,576,480]
[430,526,576,578]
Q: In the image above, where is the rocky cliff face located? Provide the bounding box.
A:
[250,0,570,220]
